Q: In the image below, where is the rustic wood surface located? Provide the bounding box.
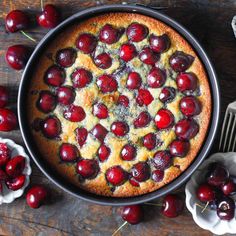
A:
[0,0,235,235]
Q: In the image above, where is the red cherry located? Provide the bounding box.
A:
[98,144,110,162]
[119,43,137,62]
[197,183,215,202]
[44,65,65,87]
[117,95,129,107]
[90,124,108,142]
[169,139,190,157]
[131,162,150,182]
[126,72,142,90]
[41,116,61,139]
[133,111,151,128]
[5,174,26,191]
[121,205,143,224]
[93,103,108,119]
[180,96,201,117]
[59,143,79,162]
[221,179,236,196]
[6,45,30,70]
[26,185,48,209]
[152,151,172,170]
[0,86,9,108]
[56,48,76,67]
[162,194,184,218]
[147,67,166,88]
[0,143,10,167]
[129,177,140,187]
[159,87,176,103]
[76,33,97,54]
[99,24,121,44]
[176,72,198,92]
[0,108,17,131]
[127,23,148,42]
[217,196,235,221]
[0,169,7,181]
[63,105,86,122]
[155,109,174,130]
[152,169,164,182]
[71,68,92,88]
[139,47,159,65]
[5,10,30,33]
[97,74,117,93]
[37,91,56,113]
[111,121,129,137]
[77,159,99,179]
[136,89,154,106]
[57,86,75,105]
[75,127,88,147]
[143,133,157,150]
[106,166,127,186]
[94,53,112,69]
[5,155,25,177]
[149,34,170,53]
[37,4,60,28]
[121,144,136,161]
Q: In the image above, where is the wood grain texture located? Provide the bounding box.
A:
[0,0,235,235]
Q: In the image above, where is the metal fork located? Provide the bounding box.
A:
[219,101,236,152]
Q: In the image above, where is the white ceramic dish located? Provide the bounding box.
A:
[185,152,236,235]
[0,137,32,204]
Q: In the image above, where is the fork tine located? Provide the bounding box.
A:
[227,114,236,152]
[219,109,229,151]
[222,112,233,152]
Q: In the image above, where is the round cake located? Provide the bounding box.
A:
[27,13,211,197]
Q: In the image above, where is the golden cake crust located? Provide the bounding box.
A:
[26,13,212,197]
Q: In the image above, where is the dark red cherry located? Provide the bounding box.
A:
[93,103,108,119]
[97,74,117,93]
[37,91,56,113]
[5,10,30,33]
[0,108,17,132]
[121,205,143,224]
[169,51,194,72]
[143,133,156,150]
[147,67,166,88]
[0,86,9,108]
[180,96,202,117]
[90,124,108,142]
[111,121,129,137]
[136,89,154,106]
[26,185,48,209]
[5,174,26,191]
[99,24,120,44]
[221,179,236,196]
[139,47,159,65]
[44,65,65,87]
[176,72,198,92]
[59,143,79,162]
[126,72,142,90]
[152,169,164,182]
[56,48,76,67]
[131,162,150,182]
[197,183,215,202]
[129,177,140,187]
[57,86,75,105]
[71,68,92,88]
[175,118,199,140]
[169,139,190,157]
[94,53,112,69]
[63,105,86,122]
[133,111,151,128]
[75,127,88,147]
[152,151,172,170]
[217,196,235,221]
[155,109,174,130]
[162,194,184,218]
[42,116,61,139]
[119,43,137,62]
[37,4,60,28]
[5,155,25,177]
[98,144,110,162]
[149,34,170,53]
[6,45,30,70]
[127,23,148,42]
[106,166,127,186]
[0,169,7,181]
[76,33,97,54]
[159,87,176,103]
[0,143,10,167]
[77,159,99,179]
[121,144,136,161]
[117,95,129,107]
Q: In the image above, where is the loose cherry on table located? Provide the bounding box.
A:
[0,143,11,167]
[59,143,79,162]
[5,155,25,178]
[76,159,99,179]
[0,108,18,132]
[106,165,127,186]
[5,174,26,191]
[0,86,9,108]
[121,205,143,224]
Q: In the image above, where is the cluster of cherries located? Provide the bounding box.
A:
[197,162,236,221]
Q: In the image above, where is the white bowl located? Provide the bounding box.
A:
[185,152,236,235]
[0,137,32,204]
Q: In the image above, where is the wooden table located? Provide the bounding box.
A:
[0,0,235,235]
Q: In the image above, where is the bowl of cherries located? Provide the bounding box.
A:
[185,152,236,235]
[0,137,31,204]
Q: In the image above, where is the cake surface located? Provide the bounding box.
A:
[27,12,211,197]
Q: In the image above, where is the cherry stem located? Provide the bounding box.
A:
[40,0,44,11]
[144,202,162,207]
[112,221,128,236]
[201,201,209,213]
[195,203,211,213]
[20,30,37,43]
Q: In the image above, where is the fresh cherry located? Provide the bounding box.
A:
[97,74,117,93]
[76,33,97,54]
[5,155,25,177]
[0,143,10,167]
[169,139,190,157]
[41,116,61,139]
[71,68,92,88]
[131,162,150,182]
[59,143,79,162]
[159,87,176,103]
[216,196,235,221]
[99,24,121,44]
[117,95,129,107]
[180,96,202,117]
[155,108,174,130]
[126,72,142,90]
[133,111,151,128]
[57,86,75,105]
[5,174,26,191]
[176,72,198,92]
[121,205,143,224]
[139,47,159,66]
[93,103,108,119]
[106,166,127,186]
[98,144,110,162]
[77,159,99,179]
[221,179,236,196]
[0,108,17,131]
[143,133,157,150]
[90,124,108,142]
[37,91,56,113]
[127,23,148,42]
[56,48,76,67]
[147,67,166,88]
[44,65,65,87]
[149,34,170,53]
[119,43,137,62]
[136,89,154,106]
[152,151,172,170]
[197,183,215,202]
[63,105,86,122]
[121,144,136,161]
[0,86,9,108]
[94,53,112,69]
[111,121,129,137]
[152,169,164,182]
[75,127,88,147]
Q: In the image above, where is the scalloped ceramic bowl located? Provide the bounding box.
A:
[0,138,32,204]
[185,152,236,235]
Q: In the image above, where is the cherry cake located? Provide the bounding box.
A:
[27,13,211,197]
